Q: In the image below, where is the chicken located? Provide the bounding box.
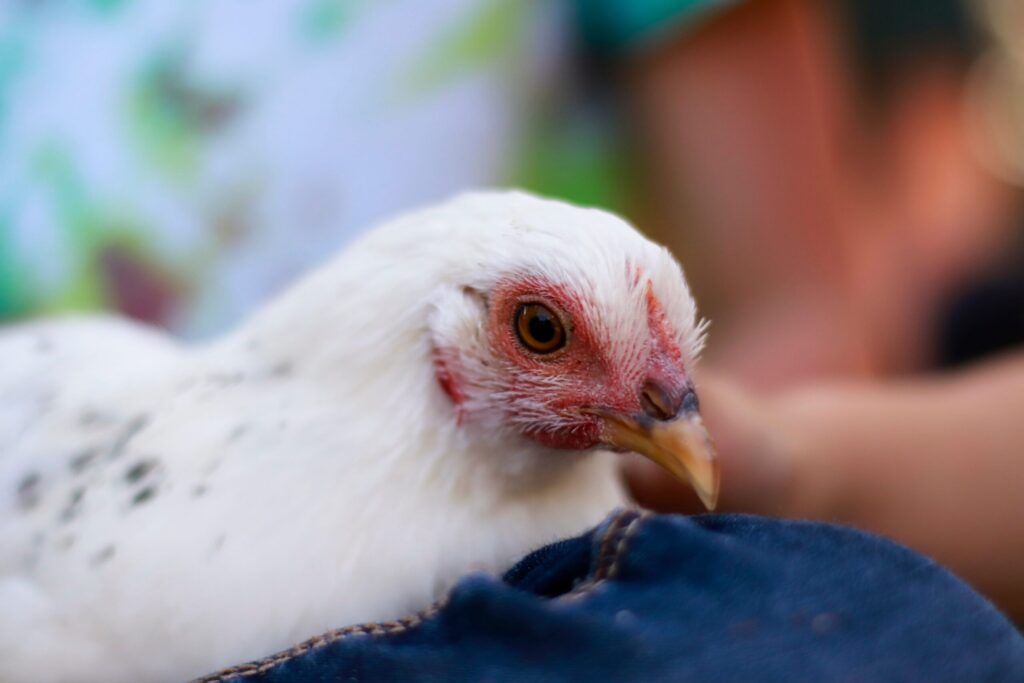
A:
[0,191,716,682]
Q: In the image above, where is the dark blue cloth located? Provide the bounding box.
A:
[196,511,1024,683]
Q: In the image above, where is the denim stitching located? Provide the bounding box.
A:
[191,509,650,682]
[559,508,650,602]
[592,510,634,576]
[604,511,648,581]
[190,598,449,682]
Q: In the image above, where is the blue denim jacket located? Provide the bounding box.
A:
[195,511,1024,682]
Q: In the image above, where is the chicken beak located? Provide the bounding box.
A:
[594,409,719,511]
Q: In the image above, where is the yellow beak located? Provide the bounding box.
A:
[594,410,719,511]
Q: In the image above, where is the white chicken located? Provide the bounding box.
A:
[0,191,716,682]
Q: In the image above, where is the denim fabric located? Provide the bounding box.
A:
[196,511,1024,683]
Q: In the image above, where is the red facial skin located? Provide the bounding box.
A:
[433,353,466,423]
[435,275,691,451]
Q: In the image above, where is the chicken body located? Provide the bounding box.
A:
[0,192,705,682]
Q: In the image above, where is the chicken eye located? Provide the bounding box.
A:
[515,303,566,354]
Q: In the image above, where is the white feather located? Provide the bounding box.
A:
[0,191,703,682]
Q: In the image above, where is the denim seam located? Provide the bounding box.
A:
[190,596,451,682]
[192,509,651,682]
[559,509,650,602]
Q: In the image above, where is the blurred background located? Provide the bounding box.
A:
[1,0,1021,380]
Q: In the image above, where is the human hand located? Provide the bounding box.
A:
[625,360,1024,623]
